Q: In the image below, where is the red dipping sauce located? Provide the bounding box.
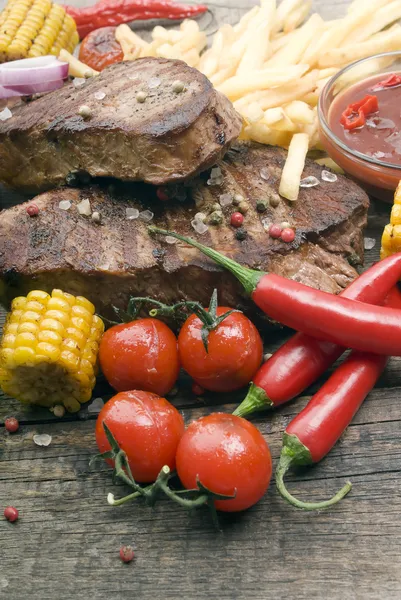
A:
[329,72,401,166]
[318,53,401,201]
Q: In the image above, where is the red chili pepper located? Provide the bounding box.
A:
[149,228,401,357]
[234,254,401,418]
[372,73,401,90]
[275,349,388,510]
[65,0,208,40]
[340,94,378,130]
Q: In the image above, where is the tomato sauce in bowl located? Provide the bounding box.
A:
[318,53,401,201]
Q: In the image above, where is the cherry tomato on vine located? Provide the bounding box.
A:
[79,27,124,72]
[95,390,185,483]
[176,413,272,512]
[99,318,180,396]
[178,309,263,392]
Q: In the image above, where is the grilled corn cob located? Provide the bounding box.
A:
[0,0,78,62]
[381,181,401,259]
[0,289,104,413]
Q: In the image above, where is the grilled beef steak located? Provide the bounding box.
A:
[0,144,369,323]
[0,58,242,193]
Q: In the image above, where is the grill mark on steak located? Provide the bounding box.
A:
[0,58,242,193]
[0,144,369,325]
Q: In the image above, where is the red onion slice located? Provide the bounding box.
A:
[5,79,65,94]
[0,85,23,99]
[0,56,68,86]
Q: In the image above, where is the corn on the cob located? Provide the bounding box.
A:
[0,0,78,62]
[380,181,401,259]
[0,289,104,413]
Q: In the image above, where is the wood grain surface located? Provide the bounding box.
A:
[1,1,401,599]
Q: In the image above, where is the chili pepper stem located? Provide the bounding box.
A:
[275,434,352,511]
[149,227,263,296]
[233,383,274,418]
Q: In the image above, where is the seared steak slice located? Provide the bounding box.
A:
[0,58,242,193]
[0,144,369,324]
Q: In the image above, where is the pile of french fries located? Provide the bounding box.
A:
[63,0,401,201]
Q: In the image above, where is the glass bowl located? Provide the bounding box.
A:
[318,51,401,201]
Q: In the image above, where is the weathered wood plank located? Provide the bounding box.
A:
[1,391,401,600]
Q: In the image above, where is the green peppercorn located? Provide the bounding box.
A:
[238,202,248,215]
[209,211,223,225]
[256,200,269,213]
[211,202,222,212]
[269,194,280,208]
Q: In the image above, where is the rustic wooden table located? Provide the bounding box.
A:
[2,1,401,598]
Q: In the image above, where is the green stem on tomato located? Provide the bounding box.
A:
[233,383,274,418]
[275,435,352,511]
[149,227,263,296]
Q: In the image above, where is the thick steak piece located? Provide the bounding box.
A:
[0,144,369,325]
[0,58,242,193]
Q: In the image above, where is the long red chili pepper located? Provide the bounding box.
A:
[65,0,208,40]
[149,227,401,357]
[275,349,388,510]
[233,257,401,418]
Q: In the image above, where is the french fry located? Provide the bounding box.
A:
[279,133,309,201]
[115,24,149,51]
[233,6,260,35]
[244,123,292,147]
[267,13,323,67]
[346,0,401,44]
[59,49,98,78]
[284,100,314,124]
[283,0,312,33]
[270,29,298,53]
[242,102,265,124]
[209,65,237,87]
[314,157,344,174]
[216,65,309,99]
[272,0,304,34]
[348,0,388,14]
[318,26,401,68]
[264,107,285,125]
[236,0,276,74]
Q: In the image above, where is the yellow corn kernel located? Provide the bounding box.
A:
[63,396,81,413]
[11,296,27,310]
[27,289,50,304]
[35,342,60,361]
[391,204,401,226]
[38,329,62,345]
[76,296,95,315]
[43,309,70,327]
[82,341,99,366]
[79,358,93,375]
[4,323,19,335]
[2,333,16,348]
[0,348,16,368]
[15,332,37,348]
[13,346,36,365]
[40,318,65,336]
[18,321,39,335]
[22,310,42,323]
[71,317,91,337]
[65,327,86,347]
[47,296,71,313]
[61,338,81,355]
[59,350,79,371]
[53,289,75,306]
[25,300,46,313]
[71,305,93,323]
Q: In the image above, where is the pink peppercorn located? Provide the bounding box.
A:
[231,212,244,228]
[156,188,169,202]
[4,506,19,523]
[26,204,39,217]
[120,545,135,563]
[5,417,19,433]
[269,224,282,239]
[281,228,296,243]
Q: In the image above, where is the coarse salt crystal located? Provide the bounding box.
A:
[77,198,91,216]
[87,397,104,414]
[194,212,207,222]
[321,170,338,183]
[73,78,86,88]
[261,217,271,231]
[94,90,106,100]
[165,236,178,244]
[0,107,12,121]
[364,237,376,250]
[263,353,272,362]
[191,219,208,234]
[219,193,233,207]
[59,200,71,211]
[126,207,139,220]
[139,210,154,222]
[148,77,161,89]
[210,166,222,179]
[300,176,320,188]
[260,168,270,181]
[33,433,52,447]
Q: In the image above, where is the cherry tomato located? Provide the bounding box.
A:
[95,390,185,483]
[178,309,263,392]
[176,413,272,512]
[79,27,124,72]
[99,318,180,396]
